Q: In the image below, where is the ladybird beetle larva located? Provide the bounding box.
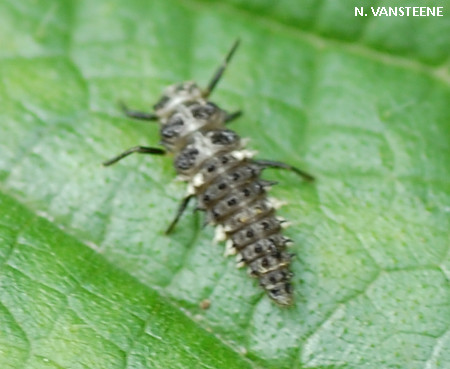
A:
[103,40,314,306]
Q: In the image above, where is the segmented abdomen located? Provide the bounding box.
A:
[179,137,294,306]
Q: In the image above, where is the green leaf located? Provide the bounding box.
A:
[0,0,449,368]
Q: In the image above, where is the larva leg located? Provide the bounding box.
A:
[203,39,240,97]
[103,146,165,166]
[253,159,315,182]
[224,110,243,124]
[119,101,158,121]
[165,195,195,234]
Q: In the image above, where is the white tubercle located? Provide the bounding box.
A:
[192,172,205,187]
[224,240,236,257]
[213,225,227,243]
[230,149,257,161]
[186,173,205,196]
[284,238,294,246]
[276,216,292,229]
[186,183,196,196]
[236,254,245,268]
[267,197,288,209]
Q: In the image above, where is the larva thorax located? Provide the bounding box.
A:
[152,82,228,153]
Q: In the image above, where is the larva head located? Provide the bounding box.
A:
[153,82,203,117]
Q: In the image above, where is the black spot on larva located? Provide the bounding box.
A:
[192,104,215,119]
[161,116,184,139]
[175,148,199,171]
[271,288,280,296]
[218,183,227,190]
[246,230,254,238]
[210,130,239,145]
[221,156,229,164]
[207,165,216,172]
[227,198,237,206]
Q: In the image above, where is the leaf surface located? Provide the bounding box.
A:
[0,0,449,368]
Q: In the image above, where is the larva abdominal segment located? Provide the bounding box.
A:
[104,40,314,307]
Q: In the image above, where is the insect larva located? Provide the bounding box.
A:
[103,40,314,306]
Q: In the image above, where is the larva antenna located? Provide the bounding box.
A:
[203,39,241,98]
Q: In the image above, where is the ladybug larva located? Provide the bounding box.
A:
[103,40,314,306]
